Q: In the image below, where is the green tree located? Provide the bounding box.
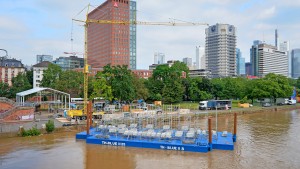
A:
[211,78,225,99]
[11,72,32,96]
[90,72,113,101]
[296,77,300,89]
[41,64,62,88]
[162,80,184,103]
[103,65,135,102]
[145,77,164,101]
[54,70,84,98]
[133,76,149,100]
[0,82,10,97]
[264,73,293,101]
[26,70,33,87]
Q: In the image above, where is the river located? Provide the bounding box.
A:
[0,109,300,169]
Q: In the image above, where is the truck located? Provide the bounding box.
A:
[199,100,232,110]
[288,99,297,105]
[275,98,289,106]
[67,103,104,120]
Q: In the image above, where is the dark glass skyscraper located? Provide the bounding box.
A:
[291,49,300,78]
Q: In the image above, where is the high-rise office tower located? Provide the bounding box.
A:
[129,1,137,69]
[201,55,206,69]
[250,40,263,76]
[205,23,237,77]
[183,57,193,69]
[236,48,245,75]
[196,46,204,69]
[279,41,290,77]
[275,29,279,50]
[280,41,290,53]
[154,52,165,64]
[291,49,300,78]
[245,62,252,75]
[87,0,136,69]
[251,43,288,77]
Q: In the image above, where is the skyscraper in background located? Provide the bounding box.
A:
[183,57,193,69]
[279,41,290,77]
[129,1,137,69]
[291,49,300,79]
[87,0,136,69]
[205,23,237,77]
[250,40,263,76]
[236,48,245,75]
[280,41,290,52]
[154,52,165,64]
[36,55,53,63]
[245,62,252,75]
[195,46,204,69]
[275,29,279,50]
[201,55,206,69]
[251,43,288,77]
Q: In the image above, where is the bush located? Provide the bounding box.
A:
[240,96,248,104]
[46,120,55,133]
[20,127,41,137]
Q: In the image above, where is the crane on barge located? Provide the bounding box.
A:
[72,3,209,133]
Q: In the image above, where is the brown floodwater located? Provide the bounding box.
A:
[1,109,300,169]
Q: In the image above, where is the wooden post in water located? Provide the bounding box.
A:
[233,113,237,142]
[87,101,91,136]
[208,118,212,150]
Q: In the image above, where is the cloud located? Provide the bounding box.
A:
[0,16,28,33]
[257,6,276,20]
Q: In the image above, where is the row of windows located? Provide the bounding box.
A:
[114,0,129,4]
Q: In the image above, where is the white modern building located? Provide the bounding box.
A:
[201,55,206,69]
[280,41,290,53]
[32,61,52,88]
[205,23,237,78]
[154,52,165,65]
[256,44,288,77]
[196,46,205,69]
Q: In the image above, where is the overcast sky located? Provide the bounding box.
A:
[0,0,300,69]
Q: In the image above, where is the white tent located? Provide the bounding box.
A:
[16,87,70,109]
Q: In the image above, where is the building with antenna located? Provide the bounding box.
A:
[87,0,136,69]
[275,29,279,50]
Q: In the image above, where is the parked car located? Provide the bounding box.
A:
[262,102,271,107]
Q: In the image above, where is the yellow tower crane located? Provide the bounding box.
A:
[73,4,209,128]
